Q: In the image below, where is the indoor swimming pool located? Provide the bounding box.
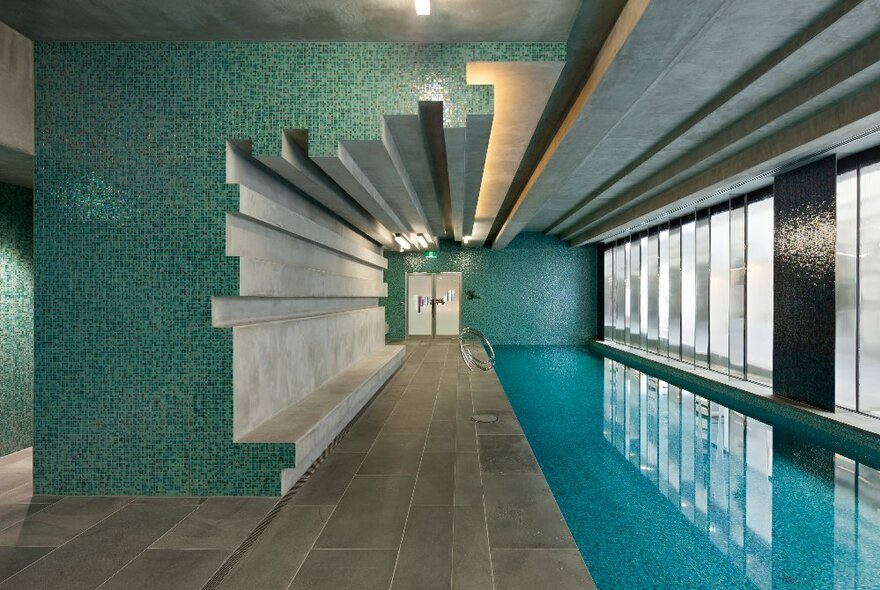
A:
[493,346,880,589]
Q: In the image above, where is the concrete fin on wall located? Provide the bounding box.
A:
[218,138,402,494]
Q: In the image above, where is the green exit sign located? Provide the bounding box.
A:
[424,250,438,258]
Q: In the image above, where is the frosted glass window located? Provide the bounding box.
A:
[640,236,649,350]
[659,229,670,356]
[729,205,747,379]
[630,239,642,347]
[669,226,682,360]
[859,160,880,414]
[681,220,696,363]
[695,215,711,368]
[836,167,858,411]
[604,248,613,340]
[746,197,774,385]
[709,209,730,372]
[615,243,626,342]
[625,241,632,345]
[647,233,660,354]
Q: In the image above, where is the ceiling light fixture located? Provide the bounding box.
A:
[462,235,471,244]
[415,0,431,16]
[415,234,429,249]
[394,234,411,250]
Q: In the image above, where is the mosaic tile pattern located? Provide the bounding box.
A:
[773,157,837,410]
[383,233,597,344]
[33,42,565,496]
[0,182,33,457]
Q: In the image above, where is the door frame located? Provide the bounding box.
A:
[404,271,462,339]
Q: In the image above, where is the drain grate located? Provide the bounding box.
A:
[471,413,498,423]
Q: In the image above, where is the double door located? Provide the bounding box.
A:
[406,272,461,337]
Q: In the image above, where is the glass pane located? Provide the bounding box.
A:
[836,167,858,410]
[604,247,613,340]
[681,220,696,363]
[625,241,632,345]
[407,273,434,336]
[730,205,747,379]
[615,243,626,342]
[659,229,670,356]
[640,236,649,349]
[630,239,642,348]
[710,209,730,372]
[669,226,682,360]
[695,214,711,368]
[434,272,460,335]
[746,197,774,385]
[859,160,880,414]
[647,233,660,353]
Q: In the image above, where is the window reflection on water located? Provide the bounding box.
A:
[603,359,880,588]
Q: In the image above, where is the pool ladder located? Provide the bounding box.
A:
[459,327,496,372]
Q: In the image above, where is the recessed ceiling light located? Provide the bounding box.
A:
[462,235,471,244]
[394,233,411,250]
[415,0,431,16]
[415,233,429,248]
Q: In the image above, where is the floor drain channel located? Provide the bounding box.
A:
[471,413,498,423]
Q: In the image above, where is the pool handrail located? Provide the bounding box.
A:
[459,327,495,371]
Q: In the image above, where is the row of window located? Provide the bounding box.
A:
[836,147,880,415]
[602,191,774,385]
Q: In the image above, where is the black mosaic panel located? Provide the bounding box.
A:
[773,156,837,410]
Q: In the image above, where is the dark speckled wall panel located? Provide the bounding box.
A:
[773,157,837,410]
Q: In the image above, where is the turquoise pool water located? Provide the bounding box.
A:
[493,346,880,590]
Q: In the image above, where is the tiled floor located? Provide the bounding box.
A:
[0,449,276,589]
[0,341,593,589]
[213,340,594,589]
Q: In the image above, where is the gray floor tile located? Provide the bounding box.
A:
[391,505,453,590]
[0,497,130,547]
[455,420,478,453]
[0,504,53,534]
[216,505,333,590]
[0,503,195,590]
[491,549,595,590]
[475,410,523,435]
[453,506,493,590]
[477,435,541,474]
[413,453,455,505]
[0,473,31,497]
[315,475,414,549]
[359,435,425,475]
[425,421,456,453]
[101,548,229,590]
[483,475,576,549]
[336,419,385,453]
[151,497,276,550]
[0,547,51,583]
[453,453,482,506]
[290,549,397,590]
[291,452,365,506]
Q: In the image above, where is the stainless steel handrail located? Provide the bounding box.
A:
[459,327,495,371]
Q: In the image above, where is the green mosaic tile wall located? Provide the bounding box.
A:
[0,182,33,457]
[33,42,565,495]
[383,233,597,345]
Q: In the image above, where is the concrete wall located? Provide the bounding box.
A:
[0,181,33,456]
[0,21,33,188]
[383,233,596,344]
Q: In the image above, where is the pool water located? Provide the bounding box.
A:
[493,346,880,590]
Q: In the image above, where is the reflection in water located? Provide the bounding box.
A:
[603,358,880,589]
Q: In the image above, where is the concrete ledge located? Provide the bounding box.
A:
[590,340,880,468]
[249,345,405,493]
[211,296,377,327]
[240,259,387,298]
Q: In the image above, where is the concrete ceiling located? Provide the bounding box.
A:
[0,0,580,41]
[484,0,880,247]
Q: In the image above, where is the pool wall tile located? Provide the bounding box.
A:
[773,156,837,410]
[0,182,33,457]
[383,235,597,345]
[32,42,566,496]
